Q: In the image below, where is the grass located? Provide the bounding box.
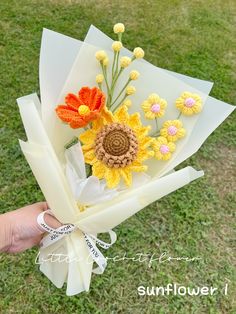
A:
[0,0,235,313]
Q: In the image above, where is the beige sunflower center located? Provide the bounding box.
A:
[95,123,138,168]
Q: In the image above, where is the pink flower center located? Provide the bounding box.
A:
[168,125,177,136]
[160,144,169,154]
[185,97,196,108]
[151,103,161,113]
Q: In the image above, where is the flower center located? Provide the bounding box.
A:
[168,125,177,135]
[160,144,169,154]
[151,103,161,113]
[78,105,90,115]
[95,123,138,168]
[184,97,196,108]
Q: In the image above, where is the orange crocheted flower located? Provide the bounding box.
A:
[55,87,106,129]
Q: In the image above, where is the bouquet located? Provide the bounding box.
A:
[17,23,234,296]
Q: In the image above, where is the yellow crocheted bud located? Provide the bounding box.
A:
[95,50,107,61]
[96,74,104,84]
[113,23,125,34]
[129,70,140,80]
[126,86,136,95]
[78,105,90,116]
[123,99,132,107]
[103,57,109,67]
[120,56,131,68]
[133,47,145,59]
[112,41,123,52]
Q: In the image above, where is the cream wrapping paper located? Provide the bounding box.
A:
[17,27,234,295]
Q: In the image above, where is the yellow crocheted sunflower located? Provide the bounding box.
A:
[79,106,154,188]
[176,92,202,115]
[141,93,167,119]
[160,120,186,142]
[152,137,175,161]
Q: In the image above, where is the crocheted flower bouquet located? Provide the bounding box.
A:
[17,23,234,296]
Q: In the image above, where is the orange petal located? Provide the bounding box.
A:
[79,87,105,111]
[83,111,99,122]
[65,93,82,110]
[69,116,87,129]
[88,87,98,107]
[79,87,91,105]
[55,106,77,123]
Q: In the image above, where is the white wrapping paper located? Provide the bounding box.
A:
[17,27,234,295]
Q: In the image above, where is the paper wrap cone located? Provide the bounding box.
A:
[17,27,234,295]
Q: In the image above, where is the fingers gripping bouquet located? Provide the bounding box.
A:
[17,23,234,295]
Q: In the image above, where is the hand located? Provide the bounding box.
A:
[0,202,61,253]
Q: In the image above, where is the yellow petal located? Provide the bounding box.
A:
[155,151,163,160]
[160,99,167,108]
[92,161,106,179]
[135,125,151,139]
[192,104,202,113]
[82,144,94,152]
[156,110,165,118]
[141,101,151,111]
[168,142,176,152]
[145,111,156,119]
[137,149,154,161]
[178,128,186,138]
[84,149,97,164]
[148,94,159,103]
[120,168,132,186]
[162,152,172,160]
[79,129,96,145]
[158,136,167,144]
[129,164,148,172]
[139,137,154,149]
[128,112,142,129]
[102,107,115,124]
[160,128,168,137]
[173,119,182,128]
[182,107,193,115]
[114,105,129,124]
[105,168,121,188]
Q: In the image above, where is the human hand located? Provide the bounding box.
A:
[0,202,61,253]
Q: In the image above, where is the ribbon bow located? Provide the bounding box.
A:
[37,210,117,274]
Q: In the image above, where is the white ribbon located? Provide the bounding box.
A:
[37,210,117,274]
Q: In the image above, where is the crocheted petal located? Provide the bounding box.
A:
[79,129,96,145]
[65,93,82,110]
[120,168,132,187]
[114,105,129,124]
[139,137,153,149]
[84,149,97,165]
[168,142,176,152]
[105,168,120,188]
[162,152,172,160]
[92,91,106,111]
[192,104,202,113]
[78,87,91,105]
[137,149,154,162]
[69,116,87,129]
[101,107,115,124]
[155,151,163,160]
[83,111,100,123]
[128,112,142,129]
[86,87,104,111]
[55,106,77,123]
[129,164,147,172]
[136,125,151,139]
[92,161,106,179]
[145,111,156,120]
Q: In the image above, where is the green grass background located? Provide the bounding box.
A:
[0,0,235,313]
